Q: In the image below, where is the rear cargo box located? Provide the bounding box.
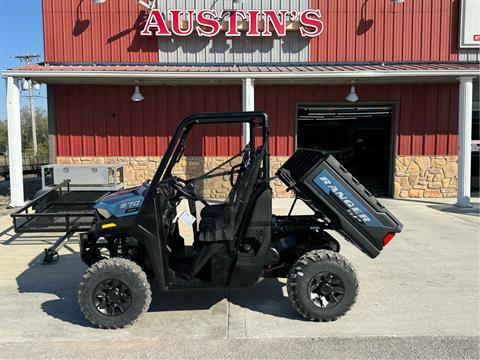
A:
[277,149,403,258]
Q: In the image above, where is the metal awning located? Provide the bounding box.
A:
[2,62,479,85]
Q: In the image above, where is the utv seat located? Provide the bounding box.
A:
[199,203,228,219]
[193,147,265,276]
[198,147,264,242]
[197,204,228,241]
[198,147,253,223]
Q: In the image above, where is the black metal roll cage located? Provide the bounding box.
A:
[145,112,270,201]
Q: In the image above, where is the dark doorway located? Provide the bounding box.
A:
[297,104,394,197]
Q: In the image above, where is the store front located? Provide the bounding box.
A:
[2,0,479,207]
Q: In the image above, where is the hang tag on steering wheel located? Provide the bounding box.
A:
[173,210,196,226]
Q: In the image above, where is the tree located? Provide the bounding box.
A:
[0,107,49,157]
[21,106,49,157]
[0,120,7,155]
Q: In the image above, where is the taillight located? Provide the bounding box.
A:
[383,233,396,247]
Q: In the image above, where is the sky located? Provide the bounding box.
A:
[0,0,47,120]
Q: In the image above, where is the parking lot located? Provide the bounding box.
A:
[0,198,478,359]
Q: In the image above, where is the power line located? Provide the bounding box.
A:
[13,54,41,64]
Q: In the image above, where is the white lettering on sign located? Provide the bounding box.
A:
[140,9,324,38]
[317,176,373,224]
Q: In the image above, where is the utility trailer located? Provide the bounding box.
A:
[0,154,49,180]
[11,180,111,263]
[11,164,124,263]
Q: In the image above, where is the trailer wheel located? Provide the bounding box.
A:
[287,250,358,322]
[78,258,151,329]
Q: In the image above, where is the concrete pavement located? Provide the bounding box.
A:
[0,198,478,358]
[0,337,478,359]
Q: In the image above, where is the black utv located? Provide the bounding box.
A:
[78,112,402,328]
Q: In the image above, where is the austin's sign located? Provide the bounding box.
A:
[141,9,324,38]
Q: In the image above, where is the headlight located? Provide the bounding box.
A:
[97,208,112,219]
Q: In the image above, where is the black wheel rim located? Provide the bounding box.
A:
[307,272,345,309]
[93,279,132,316]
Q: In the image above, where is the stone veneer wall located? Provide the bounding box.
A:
[57,156,292,198]
[57,155,458,199]
[394,156,458,198]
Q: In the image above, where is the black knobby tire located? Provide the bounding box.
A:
[287,250,358,322]
[78,258,151,329]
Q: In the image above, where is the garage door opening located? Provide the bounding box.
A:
[297,105,394,197]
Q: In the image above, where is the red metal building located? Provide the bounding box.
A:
[3,0,479,206]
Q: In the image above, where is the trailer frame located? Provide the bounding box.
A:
[11,179,110,263]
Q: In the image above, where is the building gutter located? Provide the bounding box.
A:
[2,69,480,81]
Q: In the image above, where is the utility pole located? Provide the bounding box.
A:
[28,79,37,156]
[14,54,41,156]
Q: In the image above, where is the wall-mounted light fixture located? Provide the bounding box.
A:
[131,86,144,102]
[346,84,359,103]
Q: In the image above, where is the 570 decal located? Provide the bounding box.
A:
[141,9,324,38]
[119,200,142,209]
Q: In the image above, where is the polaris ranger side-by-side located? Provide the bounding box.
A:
[75,112,402,328]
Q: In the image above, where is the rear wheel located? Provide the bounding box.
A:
[78,258,151,329]
[287,250,358,322]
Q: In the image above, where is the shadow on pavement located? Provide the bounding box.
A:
[16,250,300,327]
[16,252,90,327]
[230,278,301,321]
[393,198,480,217]
[427,203,480,217]
[0,225,15,238]
[1,233,71,246]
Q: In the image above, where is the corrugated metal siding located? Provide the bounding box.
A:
[56,84,459,158]
[459,48,480,62]
[43,0,467,64]
[255,84,459,156]
[309,0,459,62]
[158,32,309,64]
[54,85,242,157]
[156,0,310,63]
[42,0,158,63]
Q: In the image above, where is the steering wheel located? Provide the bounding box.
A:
[170,177,209,205]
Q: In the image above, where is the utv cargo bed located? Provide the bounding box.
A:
[277,149,403,258]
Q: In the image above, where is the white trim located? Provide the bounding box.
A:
[242,78,254,146]
[2,69,480,81]
[6,77,25,207]
[456,76,474,208]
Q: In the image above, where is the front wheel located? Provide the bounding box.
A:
[287,250,358,322]
[78,258,151,329]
